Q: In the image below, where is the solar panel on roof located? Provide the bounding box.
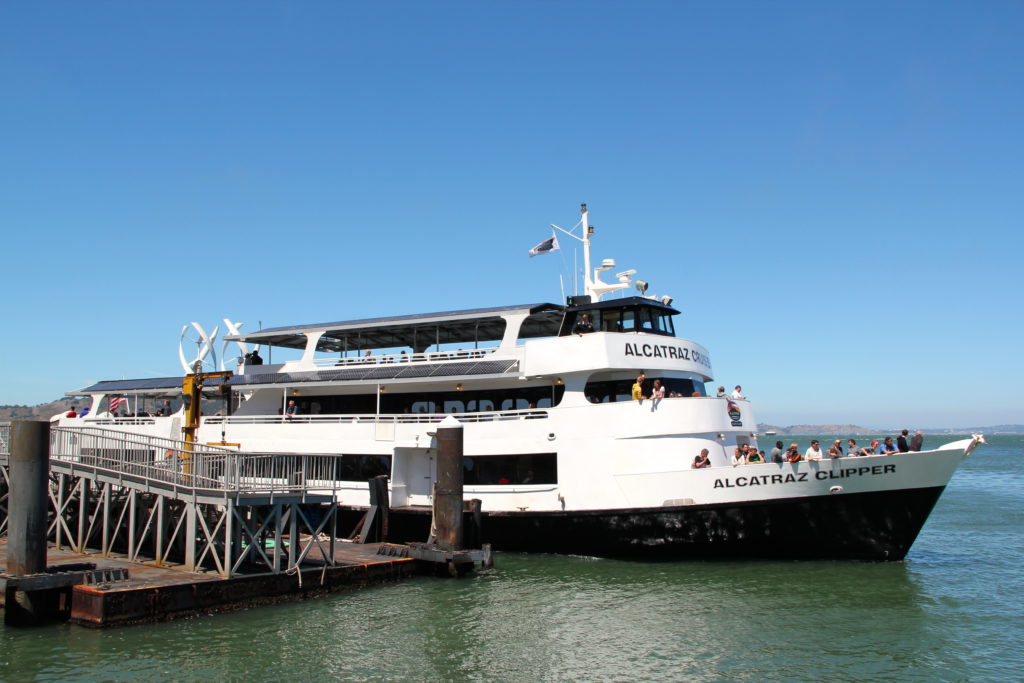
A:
[393,365,437,378]
[224,357,520,387]
[363,366,401,379]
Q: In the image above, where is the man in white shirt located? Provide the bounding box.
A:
[730,385,745,400]
[804,439,823,461]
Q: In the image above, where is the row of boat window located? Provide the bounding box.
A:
[258,380,706,416]
[93,377,708,418]
[562,307,675,336]
[584,378,707,402]
[284,387,567,416]
[252,453,557,485]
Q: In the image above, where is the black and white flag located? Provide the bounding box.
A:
[528,234,560,257]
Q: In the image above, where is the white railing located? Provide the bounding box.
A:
[310,346,497,368]
[49,426,348,497]
[203,410,549,425]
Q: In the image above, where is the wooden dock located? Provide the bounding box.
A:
[1,420,488,627]
[1,538,414,627]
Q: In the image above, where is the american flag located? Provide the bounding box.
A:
[108,396,127,414]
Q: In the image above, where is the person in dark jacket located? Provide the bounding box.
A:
[770,441,785,463]
[897,429,910,453]
[910,430,924,452]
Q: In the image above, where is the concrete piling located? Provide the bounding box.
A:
[5,420,59,625]
[7,420,50,576]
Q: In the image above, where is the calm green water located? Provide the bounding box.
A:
[2,435,1021,682]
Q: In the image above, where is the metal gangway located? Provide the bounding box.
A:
[1,423,344,578]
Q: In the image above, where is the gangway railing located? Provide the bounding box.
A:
[49,426,348,500]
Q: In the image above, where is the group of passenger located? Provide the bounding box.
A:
[64,400,176,418]
[630,373,704,402]
[693,430,926,468]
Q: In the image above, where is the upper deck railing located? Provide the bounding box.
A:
[203,409,549,425]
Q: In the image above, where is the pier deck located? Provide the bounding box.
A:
[0,538,414,627]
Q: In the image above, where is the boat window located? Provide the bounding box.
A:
[657,312,674,335]
[333,454,392,481]
[620,308,637,331]
[288,385,565,416]
[560,304,676,337]
[584,378,707,403]
[464,453,557,485]
[637,307,655,331]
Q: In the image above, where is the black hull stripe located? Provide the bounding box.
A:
[340,486,947,561]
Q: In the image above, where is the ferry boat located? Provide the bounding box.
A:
[55,205,981,560]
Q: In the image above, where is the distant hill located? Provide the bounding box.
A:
[758,423,1024,435]
[758,423,875,436]
[0,398,79,422]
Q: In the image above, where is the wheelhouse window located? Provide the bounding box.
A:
[559,299,677,337]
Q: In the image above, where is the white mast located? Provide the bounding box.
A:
[550,203,631,302]
[581,203,592,298]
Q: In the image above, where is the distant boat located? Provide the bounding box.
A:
[764,430,777,436]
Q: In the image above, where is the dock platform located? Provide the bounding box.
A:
[1,538,414,627]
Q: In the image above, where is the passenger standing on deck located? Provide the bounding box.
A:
[833,440,844,457]
[804,440,823,461]
[730,385,745,400]
[249,348,263,365]
[770,441,785,463]
[747,449,765,464]
[716,386,727,398]
[732,446,746,466]
[786,444,802,462]
[897,430,910,453]
[632,373,646,402]
[847,439,864,457]
[910,430,924,452]
[286,400,298,418]
[880,437,898,454]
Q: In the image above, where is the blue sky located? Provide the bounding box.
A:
[2,2,1021,428]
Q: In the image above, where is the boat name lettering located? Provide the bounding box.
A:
[713,464,896,488]
[623,343,711,368]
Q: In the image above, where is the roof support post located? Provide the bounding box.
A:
[499,313,529,349]
[300,330,325,367]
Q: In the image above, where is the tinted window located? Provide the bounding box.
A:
[463,453,557,485]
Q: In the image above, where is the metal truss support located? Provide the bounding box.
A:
[31,469,341,579]
[0,458,9,536]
